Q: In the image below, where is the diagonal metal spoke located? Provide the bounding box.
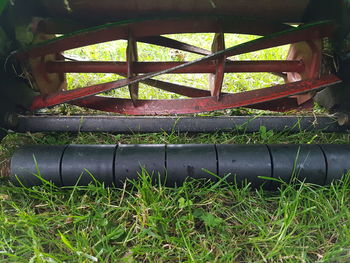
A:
[209,32,226,99]
[69,75,341,115]
[29,21,334,110]
[46,60,305,74]
[137,36,211,56]
[141,79,212,98]
[16,17,296,59]
[127,34,139,106]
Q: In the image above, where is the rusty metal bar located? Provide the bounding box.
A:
[46,60,305,74]
[15,17,313,60]
[127,34,139,105]
[70,76,341,115]
[140,79,212,98]
[112,76,313,109]
[14,115,348,133]
[210,32,226,99]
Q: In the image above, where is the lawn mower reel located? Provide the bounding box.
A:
[1,0,350,188]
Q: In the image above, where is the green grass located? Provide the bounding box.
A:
[1,154,350,262]
[1,32,350,262]
[64,33,287,100]
[1,131,350,262]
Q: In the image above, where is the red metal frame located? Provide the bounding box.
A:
[16,18,331,59]
[15,18,340,115]
[127,34,139,105]
[70,76,340,115]
[45,61,305,74]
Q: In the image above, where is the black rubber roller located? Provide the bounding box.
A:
[217,144,272,189]
[166,144,217,186]
[114,144,166,186]
[320,144,350,184]
[268,145,327,188]
[10,145,66,186]
[9,144,350,188]
[61,144,116,186]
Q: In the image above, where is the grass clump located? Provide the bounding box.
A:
[1,130,350,262]
[1,169,350,262]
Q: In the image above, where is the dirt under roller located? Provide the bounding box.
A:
[9,144,350,189]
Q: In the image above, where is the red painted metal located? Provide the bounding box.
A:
[127,34,139,105]
[210,33,226,99]
[16,18,330,60]
[250,98,313,112]
[287,39,323,105]
[306,40,322,79]
[141,79,212,98]
[219,24,333,60]
[29,77,131,110]
[28,21,335,112]
[20,16,341,116]
[287,40,322,82]
[131,79,313,112]
[113,73,213,98]
[68,75,340,115]
[137,36,212,56]
[33,18,230,55]
[45,60,305,74]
